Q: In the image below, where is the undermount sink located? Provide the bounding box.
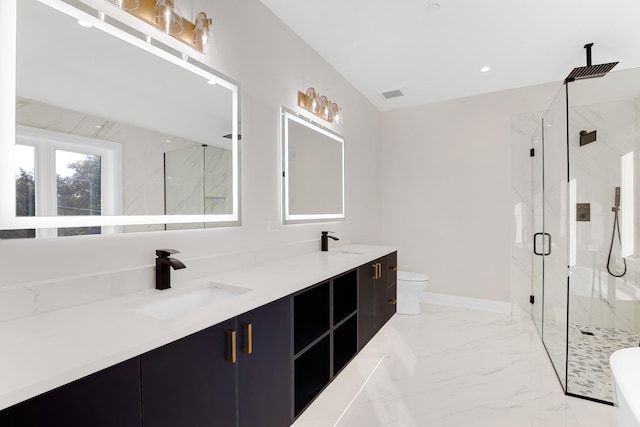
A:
[330,250,364,257]
[129,282,252,320]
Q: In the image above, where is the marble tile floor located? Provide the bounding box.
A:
[292,304,617,427]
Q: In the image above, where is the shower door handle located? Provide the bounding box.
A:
[533,233,552,256]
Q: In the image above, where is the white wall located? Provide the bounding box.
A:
[0,0,382,307]
[379,83,561,304]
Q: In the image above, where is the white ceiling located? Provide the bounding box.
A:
[260,0,640,111]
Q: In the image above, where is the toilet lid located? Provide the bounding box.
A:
[397,270,429,282]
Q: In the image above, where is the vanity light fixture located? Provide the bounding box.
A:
[193,12,212,53]
[298,87,343,124]
[103,0,213,53]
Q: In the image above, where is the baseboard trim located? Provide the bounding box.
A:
[419,292,511,315]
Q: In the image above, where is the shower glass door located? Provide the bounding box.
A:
[538,86,569,391]
[532,124,544,336]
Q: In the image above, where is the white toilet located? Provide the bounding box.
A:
[396,270,429,315]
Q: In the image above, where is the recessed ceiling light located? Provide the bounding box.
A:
[207,80,217,85]
[77,19,92,28]
[480,66,491,73]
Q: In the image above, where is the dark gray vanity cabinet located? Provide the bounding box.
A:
[141,296,292,427]
[237,296,292,427]
[0,357,142,427]
[141,318,237,427]
[358,252,398,350]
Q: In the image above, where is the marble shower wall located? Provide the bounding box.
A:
[164,145,233,231]
[567,95,640,335]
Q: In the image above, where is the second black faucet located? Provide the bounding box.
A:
[321,231,339,251]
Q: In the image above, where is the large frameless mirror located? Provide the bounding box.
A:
[281,107,344,224]
[0,0,240,238]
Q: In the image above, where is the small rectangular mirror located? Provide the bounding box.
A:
[281,107,345,224]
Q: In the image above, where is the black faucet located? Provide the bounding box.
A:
[155,249,186,290]
[321,231,339,251]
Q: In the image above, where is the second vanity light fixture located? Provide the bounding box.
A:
[104,0,213,53]
[298,87,343,124]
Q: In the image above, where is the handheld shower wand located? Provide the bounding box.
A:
[607,187,627,278]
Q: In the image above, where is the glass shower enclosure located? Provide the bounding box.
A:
[532,66,640,403]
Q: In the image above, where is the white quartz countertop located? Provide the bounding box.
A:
[0,244,396,410]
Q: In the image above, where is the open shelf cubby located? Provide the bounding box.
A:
[332,269,357,325]
[294,335,330,416]
[333,314,358,376]
[294,281,330,354]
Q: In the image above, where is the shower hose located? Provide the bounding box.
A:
[607,209,627,278]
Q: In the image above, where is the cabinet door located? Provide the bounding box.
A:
[0,358,141,427]
[374,256,389,331]
[238,297,292,427]
[383,252,398,324]
[358,258,381,350]
[141,319,237,427]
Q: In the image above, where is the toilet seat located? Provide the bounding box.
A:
[397,271,429,282]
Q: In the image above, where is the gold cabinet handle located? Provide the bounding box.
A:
[377,263,382,279]
[391,266,398,272]
[225,330,237,363]
[242,322,253,354]
[372,263,378,280]
[388,299,397,305]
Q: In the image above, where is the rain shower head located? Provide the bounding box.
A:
[566,63,618,81]
[565,43,618,82]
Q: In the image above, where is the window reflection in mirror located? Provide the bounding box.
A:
[281,108,345,224]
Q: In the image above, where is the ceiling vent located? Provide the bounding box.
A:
[380,89,404,100]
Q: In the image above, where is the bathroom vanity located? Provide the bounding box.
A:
[0,245,397,426]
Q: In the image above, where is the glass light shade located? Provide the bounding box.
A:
[152,0,184,35]
[305,87,316,110]
[334,107,343,124]
[316,95,328,116]
[193,12,212,53]
[329,103,342,124]
[104,0,139,10]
